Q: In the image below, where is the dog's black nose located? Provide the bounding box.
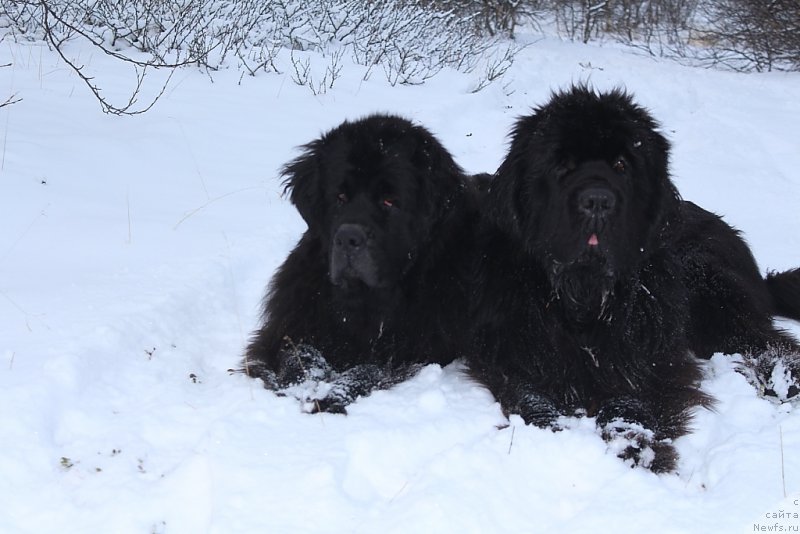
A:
[577,187,616,218]
[334,224,367,251]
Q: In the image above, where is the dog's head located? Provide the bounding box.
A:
[489,85,679,277]
[486,86,680,318]
[282,114,465,290]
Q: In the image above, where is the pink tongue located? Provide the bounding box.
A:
[588,234,599,246]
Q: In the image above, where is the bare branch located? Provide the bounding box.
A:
[0,93,23,108]
[0,62,22,108]
[41,3,175,115]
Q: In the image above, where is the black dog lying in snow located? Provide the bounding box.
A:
[468,85,800,472]
[244,114,480,413]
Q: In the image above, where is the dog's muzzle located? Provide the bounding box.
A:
[330,223,379,287]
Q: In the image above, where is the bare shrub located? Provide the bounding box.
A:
[695,0,800,72]
[543,0,798,71]
[0,0,519,109]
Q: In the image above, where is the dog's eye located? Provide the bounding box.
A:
[612,159,626,173]
[555,160,576,180]
[381,198,397,209]
[337,193,348,204]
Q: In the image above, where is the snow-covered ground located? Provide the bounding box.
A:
[1,32,799,533]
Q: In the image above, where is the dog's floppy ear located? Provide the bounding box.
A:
[632,112,683,237]
[485,113,542,238]
[411,128,466,217]
[281,139,326,228]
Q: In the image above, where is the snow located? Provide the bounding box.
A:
[2,32,799,533]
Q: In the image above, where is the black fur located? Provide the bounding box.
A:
[244,114,480,413]
[469,86,713,472]
[677,202,800,399]
[766,268,800,322]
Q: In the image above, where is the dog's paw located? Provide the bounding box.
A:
[736,351,800,403]
[600,419,675,473]
[517,393,562,429]
[277,344,334,387]
[304,396,349,415]
[256,369,279,390]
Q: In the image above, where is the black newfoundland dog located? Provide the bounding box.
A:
[244,114,480,414]
[469,85,800,472]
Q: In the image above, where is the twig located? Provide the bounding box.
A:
[779,425,786,498]
[1,96,11,171]
[1,206,48,263]
[1,62,18,168]
[41,1,178,115]
[0,93,22,109]
[172,187,261,230]
[39,1,198,69]
[1,289,37,332]
[125,189,132,244]
[387,481,410,504]
[508,425,516,454]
